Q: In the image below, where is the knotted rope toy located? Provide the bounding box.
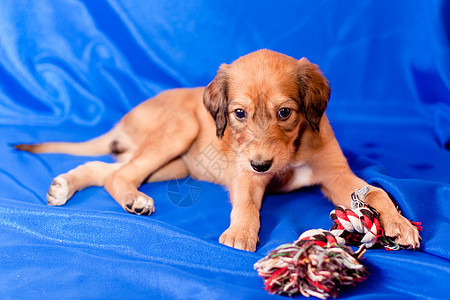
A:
[254,186,422,298]
[254,229,367,299]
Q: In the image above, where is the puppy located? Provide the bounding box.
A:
[15,49,420,251]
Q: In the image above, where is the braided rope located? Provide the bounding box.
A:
[255,186,423,298]
[329,186,422,250]
[330,205,383,248]
[254,229,367,298]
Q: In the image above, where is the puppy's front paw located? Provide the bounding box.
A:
[219,226,259,252]
[380,212,421,249]
[124,193,155,215]
[47,176,73,206]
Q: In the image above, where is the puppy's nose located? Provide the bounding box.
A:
[250,159,273,173]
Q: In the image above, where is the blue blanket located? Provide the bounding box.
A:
[1,1,449,298]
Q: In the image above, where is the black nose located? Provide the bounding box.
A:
[250,159,273,173]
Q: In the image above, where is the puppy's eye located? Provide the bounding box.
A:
[277,108,291,120]
[234,109,247,120]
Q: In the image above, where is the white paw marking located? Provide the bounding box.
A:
[125,195,155,215]
[47,176,70,206]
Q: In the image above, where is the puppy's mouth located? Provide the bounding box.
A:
[250,159,273,173]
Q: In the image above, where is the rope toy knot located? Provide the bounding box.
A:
[330,206,383,248]
[329,185,383,248]
[255,186,423,298]
[254,229,367,299]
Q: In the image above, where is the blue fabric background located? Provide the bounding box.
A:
[1,0,449,298]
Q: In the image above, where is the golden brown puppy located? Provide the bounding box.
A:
[15,50,420,251]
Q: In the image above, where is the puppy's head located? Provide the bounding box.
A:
[203,49,330,174]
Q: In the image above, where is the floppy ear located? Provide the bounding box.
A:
[297,58,331,132]
[203,64,229,138]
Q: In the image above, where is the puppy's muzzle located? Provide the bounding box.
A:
[250,159,273,173]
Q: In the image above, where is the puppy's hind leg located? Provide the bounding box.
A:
[48,161,122,206]
[104,119,199,215]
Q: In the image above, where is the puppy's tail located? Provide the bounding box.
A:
[13,130,115,156]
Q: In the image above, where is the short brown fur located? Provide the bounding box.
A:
[14,50,420,251]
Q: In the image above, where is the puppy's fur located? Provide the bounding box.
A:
[15,50,420,251]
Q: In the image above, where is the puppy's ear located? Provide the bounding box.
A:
[297,58,330,132]
[203,64,229,138]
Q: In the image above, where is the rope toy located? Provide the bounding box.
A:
[253,229,367,298]
[329,185,423,251]
[254,186,423,298]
